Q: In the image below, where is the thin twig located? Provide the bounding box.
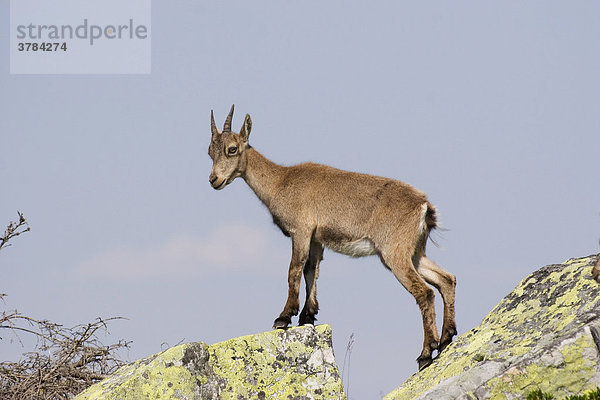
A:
[0,212,30,252]
[341,333,355,399]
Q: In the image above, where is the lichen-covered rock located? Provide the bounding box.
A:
[75,324,346,400]
[386,254,600,400]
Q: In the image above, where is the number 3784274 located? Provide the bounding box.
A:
[17,42,67,52]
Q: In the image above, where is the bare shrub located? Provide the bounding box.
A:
[1,212,130,399]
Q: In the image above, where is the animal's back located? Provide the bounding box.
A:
[275,162,431,253]
[282,162,428,216]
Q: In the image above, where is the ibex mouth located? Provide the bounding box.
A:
[212,179,227,190]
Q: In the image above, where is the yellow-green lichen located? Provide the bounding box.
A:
[487,335,598,399]
[75,344,202,400]
[208,324,345,399]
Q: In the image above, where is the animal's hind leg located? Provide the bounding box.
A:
[299,241,323,326]
[417,256,457,352]
[593,255,600,283]
[381,247,439,370]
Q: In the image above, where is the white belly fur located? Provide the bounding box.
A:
[326,238,377,258]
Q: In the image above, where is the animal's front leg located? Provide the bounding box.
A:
[273,234,311,329]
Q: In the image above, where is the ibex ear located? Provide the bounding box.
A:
[210,110,220,137]
[240,113,252,142]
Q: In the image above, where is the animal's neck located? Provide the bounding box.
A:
[243,147,285,208]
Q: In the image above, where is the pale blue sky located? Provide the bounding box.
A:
[2,2,599,398]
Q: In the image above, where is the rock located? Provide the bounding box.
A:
[385,254,600,400]
[75,324,346,400]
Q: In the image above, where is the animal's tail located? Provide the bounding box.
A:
[425,203,438,232]
[419,202,440,247]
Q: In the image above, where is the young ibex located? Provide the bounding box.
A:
[207,105,457,369]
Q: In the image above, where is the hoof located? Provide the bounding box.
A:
[439,329,457,353]
[438,339,451,354]
[298,313,316,326]
[417,356,432,371]
[273,317,291,329]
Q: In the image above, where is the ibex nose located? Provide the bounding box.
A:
[209,174,218,185]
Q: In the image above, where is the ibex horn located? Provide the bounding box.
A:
[223,104,235,132]
[210,110,219,136]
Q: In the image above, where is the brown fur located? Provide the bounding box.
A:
[207,106,457,370]
[593,255,600,283]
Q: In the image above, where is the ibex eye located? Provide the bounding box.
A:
[228,146,238,155]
